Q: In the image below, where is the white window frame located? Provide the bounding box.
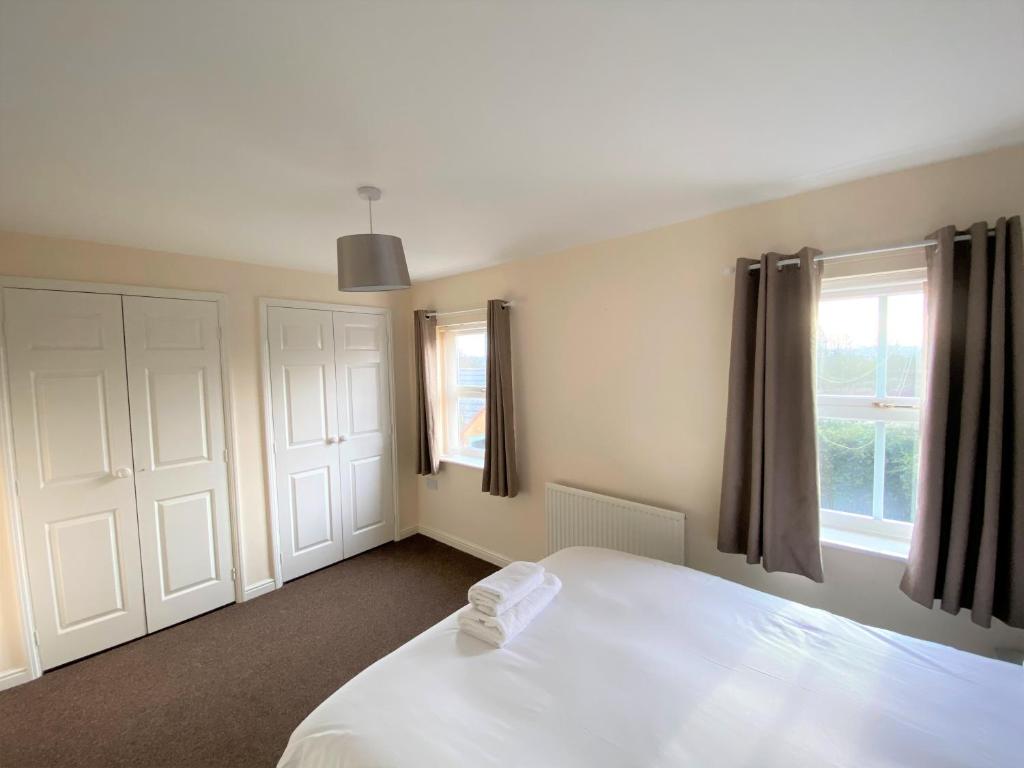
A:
[437,317,487,468]
[816,268,927,557]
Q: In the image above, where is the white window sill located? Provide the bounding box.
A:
[821,526,910,562]
[440,455,484,470]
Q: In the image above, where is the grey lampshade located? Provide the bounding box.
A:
[337,234,411,291]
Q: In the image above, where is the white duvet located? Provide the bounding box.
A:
[278,546,1023,767]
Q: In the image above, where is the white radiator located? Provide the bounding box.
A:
[545,482,685,565]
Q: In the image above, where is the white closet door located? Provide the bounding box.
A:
[268,307,344,580]
[123,296,234,631]
[3,288,146,669]
[333,311,395,556]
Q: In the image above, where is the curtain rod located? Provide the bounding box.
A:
[742,229,993,273]
[424,301,511,319]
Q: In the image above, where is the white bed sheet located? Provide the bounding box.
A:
[278,546,1023,767]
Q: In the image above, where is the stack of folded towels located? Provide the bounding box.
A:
[457,561,561,648]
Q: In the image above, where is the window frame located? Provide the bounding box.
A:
[816,268,928,551]
[437,318,487,467]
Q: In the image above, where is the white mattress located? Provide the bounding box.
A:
[278,547,1023,767]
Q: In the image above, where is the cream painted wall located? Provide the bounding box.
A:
[405,144,1024,658]
[2,145,1021,682]
[0,233,415,678]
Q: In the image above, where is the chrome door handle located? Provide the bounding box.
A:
[113,467,134,479]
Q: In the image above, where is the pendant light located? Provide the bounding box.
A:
[337,186,411,291]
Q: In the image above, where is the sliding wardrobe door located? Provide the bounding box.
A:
[3,288,146,669]
[333,311,395,556]
[267,307,344,580]
[122,296,235,631]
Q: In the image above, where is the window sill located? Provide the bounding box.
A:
[821,526,910,562]
[440,455,484,470]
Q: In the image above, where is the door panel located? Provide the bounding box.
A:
[290,467,333,551]
[123,296,234,631]
[34,371,113,483]
[347,365,381,434]
[350,456,384,532]
[48,510,126,629]
[334,312,394,556]
[156,490,218,595]
[268,307,343,580]
[283,365,329,447]
[146,368,210,467]
[4,288,146,669]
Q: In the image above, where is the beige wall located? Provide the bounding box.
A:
[2,145,1022,681]
[0,233,415,677]
[404,144,1024,658]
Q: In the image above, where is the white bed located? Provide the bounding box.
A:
[278,547,1023,767]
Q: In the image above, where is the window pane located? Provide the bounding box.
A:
[817,297,879,396]
[456,332,486,387]
[883,422,920,522]
[885,293,924,398]
[457,396,486,452]
[818,417,874,516]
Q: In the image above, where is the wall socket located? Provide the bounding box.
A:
[425,476,438,491]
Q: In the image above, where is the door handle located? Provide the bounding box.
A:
[327,435,340,444]
[113,467,134,479]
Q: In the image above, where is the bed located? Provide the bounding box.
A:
[278,546,1023,767]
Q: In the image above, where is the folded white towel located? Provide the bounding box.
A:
[458,573,562,648]
[468,561,546,617]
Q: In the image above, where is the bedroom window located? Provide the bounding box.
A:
[816,269,926,557]
[438,319,487,467]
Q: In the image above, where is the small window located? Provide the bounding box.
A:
[816,270,926,550]
[438,320,487,465]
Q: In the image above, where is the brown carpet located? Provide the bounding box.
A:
[0,534,496,768]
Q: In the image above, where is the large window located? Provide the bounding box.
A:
[438,320,487,466]
[816,269,926,552]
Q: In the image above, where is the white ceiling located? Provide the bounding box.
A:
[1,1,1022,281]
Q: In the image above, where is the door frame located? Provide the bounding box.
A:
[258,297,399,589]
[0,276,246,687]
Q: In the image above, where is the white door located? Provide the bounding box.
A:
[334,311,395,556]
[268,307,344,580]
[122,296,235,631]
[3,288,146,669]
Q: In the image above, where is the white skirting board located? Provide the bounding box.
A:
[0,666,32,692]
[241,526,507,606]
[413,525,512,567]
[242,578,277,601]
[397,525,419,541]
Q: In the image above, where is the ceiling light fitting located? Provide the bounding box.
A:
[336,186,411,291]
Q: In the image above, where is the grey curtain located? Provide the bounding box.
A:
[414,310,440,475]
[900,216,1023,628]
[718,248,824,582]
[482,300,518,497]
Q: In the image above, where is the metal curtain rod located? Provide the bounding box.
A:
[424,301,511,319]
[745,229,994,272]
